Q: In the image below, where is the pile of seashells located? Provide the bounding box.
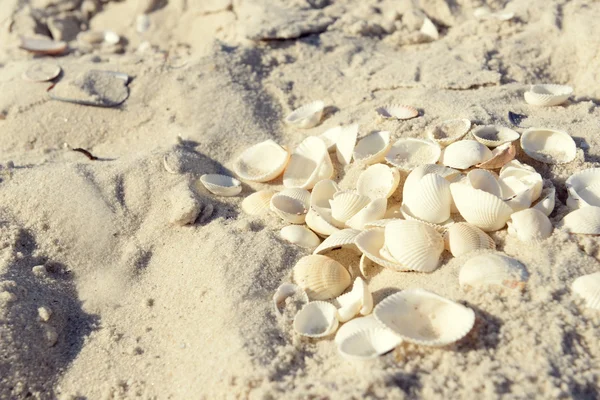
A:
[196,86,600,361]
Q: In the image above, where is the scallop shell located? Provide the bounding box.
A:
[335,123,359,165]
[233,140,290,182]
[472,126,520,148]
[22,63,61,82]
[560,207,600,235]
[383,220,444,272]
[334,315,381,346]
[402,173,452,224]
[273,283,309,320]
[402,164,461,199]
[426,118,471,146]
[507,208,553,242]
[420,17,439,40]
[199,174,242,197]
[283,136,333,189]
[374,289,475,347]
[357,164,400,200]
[19,36,67,55]
[270,188,311,224]
[346,198,387,230]
[532,185,556,216]
[441,140,493,170]
[241,190,276,215]
[524,84,573,107]
[355,229,406,271]
[310,179,340,208]
[313,228,361,255]
[476,142,516,169]
[337,327,402,361]
[385,138,441,171]
[565,168,600,209]
[444,223,496,257]
[450,182,513,231]
[467,169,502,198]
[572,272,600,310]
[520,128,576,164]
[353,131,391,164]
[305,206,342,237]
[375,104,418,120]
[292,255,352,300]
[330,191,371,223]
[285,101,325,129]
[293,301,339,337]
[363,218,400,229]
[333,277,373,322]
[459,252,528,289]
[280,225,321,248]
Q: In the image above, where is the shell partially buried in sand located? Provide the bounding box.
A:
[293,301,339,337]
[285,101,325,129]
[292,255,351,300]
[280,225,321,248]
[572,272,600,310]
[459,252,528,289]
[385,138,441,171]
[233,140,290,182]
[441,140,493,169]
[524,84,573,107]
[22,63,62,82]
[472,125,520,148]
[520,128,576,164]
[19,36,67,55]
[375,104,419,120]
[427,118,471,146]
[199,174,242,196]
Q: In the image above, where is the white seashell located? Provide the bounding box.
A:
[310,179,340,208]
[524,84,573,107]
[22,62,61,82]
[346,198,387,230]
[399,205,454,234]
[572,272,600,310]
[306,206,341,237]
[520,128,576,164]
[402,164,461,200]
[467,169,502,198]
[293,255,352,300]
[420,17,439,40]
[280,225,321,248]
[472,126,520,148]
[476,142,516,169]
[319,125,342,150]
[285,101,325,129]
[337,327,402,361]
[474,7,514,21]
[503,183,534,212]
[385,138,441,171]
[355,229,406,271]
[403,173,452,224]
[241,190,276,215]
[104,30,121,44]
[565,168,600,209]
[450,182,513,231]
[294,301,339,337]
[330,191,371,223]
[334,315,380,346]
[353,131,391,164]
[383,220,444,272]
[313,228,361,255]
[333,277,373,322]
[199,174,242,196]
[499,160,543,202]
[233,140,290,182]
[560,207,600,235]
[426,119,471,146]
[375,104,418,120]
[283,136,333,189]
[507,208,553,242]
[532,185,556,216]
[444,223,496,257]
[357,164,400,200]
[440,140,493,170]
[335,123,359,165]
[459,252,528,289]
[374,289,475,346]
[270,188,311,224]
[273,283,309,320]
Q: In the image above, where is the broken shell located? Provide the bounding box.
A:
[502,183,534,212]
[330,191,371,223]
[355,228,406,271]
[375,104,418,120]
[233,140,290,182]
[22,63,61,82]
[524,84,573,107]
[384,220,445,272]
[353,131,391,164]
[565,168,600,209]
[270,188,311,224]
[292,255,352,300]
[310,179,340,208]
[402,164,461,199]
[285,101,325,129]
[399,205,454,234]
[426,118,471,146]
[441,140,493,170]
[560,207,600,235]
[532,185,556,216]
[273,283,309,320]
[444,223,496,257]
[459,252,528,289]
[346,198,387,230]
[385,138,441,171]
[450,182,513,231]
[499,160,543,201]
[472,126,520,148]
[572,272,600,310]
[241,190,276,215]
[467,169,502,198]
[280,225,321,248]
[333,277,373,322]
[334,315,382,346]
[403,173,452,224]
[320,125,343,150]
[335,123,359,165]
[520,128,576,164]
[199,174,242,196]
[507,208,553,242]
[313,228,361,255]
[306,206,341,237]
[474,7,515,21]
[19,36,67,55]
[420,17,439,40]
[283,136,333,189]
[357,164,400,199]
[476,142,516,169]
[293,301,339,337]
[374,289,475,347]
[337,327,402,361]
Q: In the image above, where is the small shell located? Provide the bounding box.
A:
[532,185,556,216]
[311,179,340,208]
[273,283,309,320]
[426,119,471,146]
[524,84,573,107]
[520,128,576,164]
[313,228,361,255]
[565,168,600,209]
[283,136,333,189]
[375,104,418,120]
[450,182,513,231]
[337,327,402,361]
[374,289,475,347]
[383,220,444,272]
[293,301,339,337]
[420,17,439,40]
[507,208,553,242]
[402,164,461,199]
[319,125,342,150]
[560,207,600,235]
[241,190,276,215]
[499,160,543,201]
[333,277,373,322]
[233,140,290,182]
[476,142,516,169]
[572,272,600,310]
[357,164,400,200]
[199,174,242,197]
[474,7,515,21]
[385,138,441,171]
[459,252,528,289]
[335,123,359,165]
[355,228,406,271]
[292,255,352,300]
[402,173,452,224]
[103,30,121,44]
[353,131,391,164]
[270,188,311,224]
[280,225,321,248]
[346,198,387,230]
[330,191,371,223]
[334,315,381,346]
[305,206,342,237]
[472,126,520,148]
[441,140,493,170]
[444,223,496,257]
[285,101,325,129]
[19,36,67,55]
[22,63,61,82]
[467,169,502,198]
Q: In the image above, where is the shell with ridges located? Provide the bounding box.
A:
[285,100,325,128]
[330,191,371,223]
[524,84,573,107]
[426,118,471,146]
[565,168,600,209]
[337,328,402,361]
[357,164,400,200]
[283,136,333,189]
[450,182,513,231]
[403,173,452,224]
[384,220,445,272]
[313,228,361,255]
[520,128,576,164]
[336,123,359,165]
[499,161,543,202]
[292,255,352,300]
[346,198,387,230]
[477,142,516,169]
[305,206,341,237]
[385,138,441,171]
[402,164,461,200]
[280,225,321,248]
[472,126,520,148]
[199,174,242,196]
[270,188,311,224]
[355,229,406,271]
[560,207,600,235]
[467,169,502,198]
[293,301,339,337]
[273,283,309,320]
[459,252,528,289]
[334,315,381,346]
[507,208,553,242]
[376,104,418,120]
[441,140,493,170]
[572,272,600,310]
[353,131,391,165]
[233,140,290,182]
[399,205,454,234]
[242,190,276,215]
[444,222,496,257]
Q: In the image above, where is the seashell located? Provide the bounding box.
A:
[444,223,496,257]
[383,220,444,272]
[77,30,106,45]
[333,277,373,322]
[403,173,452,224]
[22,63,61,82]
[283,136,333,189]
[363,218,400,229]
[502,183,533,212]
[402,164,461,199]
[357,164,400,200]
[560,207,600,235]
[285,101,325,129]
[565,168,600,209]
[508,111,527,127]
[306,206,341,237]
[359,253,373,277]
[313,228,361,255]
[440,140,493,170]
[241,190,276,215]
[233,140,290,182]
[520,128,576,164]
[293,301,339,337]
[472,126,520,148]
[103,30,121,44]
[467,169,502,198]
[375,104,418,120]
[459,252,528,289]
[374,289,475,346]
[337,327,402,361]
[319,126,343,151]
[19,36,67,55]
[330,191,371,223]
[273,283,309,320]
[499,160,543,201]
[270,188,311,224]
[353,131,391,164]
[507,208,553,242]
[292,255,352,300]
[426,118,471,146]
[355,228,406,271]
[334,315,381,346]
[420,17,439,40]
[474,7,515,21]
[572,272,600,310]
[476,142,516,169]
[199,174,242,196]
[524,84,573,107]
[346,198,387,230]
[335,123,359,165]
[532,185,556,216]
[399,205,454,234]
[385,138,441,171]
[450,182,513,231]
[310,179,340,208]
[280,225,321,248]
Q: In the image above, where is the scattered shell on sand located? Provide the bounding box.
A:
[524,84,573,107]
[402,173,452,224]
[450,182,513,231]
[330,191,371,223]
[313,228,361,255]
[444,223,496,257]
[294,301,339,337]
[375,104,419,120]
[19,36,67,55]
[427,118,471,146]
[383,220,445,272]
[441,140,493,170]
[474,7,515,21]
[280,225,321,248]
[532,185,556,216]
[345,198,387,230]
[305,206,342,237]
[292,255,351,300]
[499,160,543,202]
[472,126,520,148]
[337,327,402,361]
[402,164,461,199]
[270,188,311,224]
[459,253,528,289]
[353,131,391,165]
[335,123,359,165]
[355,228,406,271]
[507,208,553,242]
[385,138,441,171]
[334,315,382,346]
[420,17,439,40]
[233,140,290,182]
[242,190,276,215]
[311,179,340,208]
[467,169,503,198]
[22,63,61,82]
[319,125,343,150]
[560,206,600,235]
[477,142,516,169]
[285,101,325,129]
[356,164,400,199]
[283,136,333,189]
[565,168,600,209]
[333,277,373,322]
[199,174,242,197]
[273,283,309,320]
[520,128,576,164]
[572,272,600,310]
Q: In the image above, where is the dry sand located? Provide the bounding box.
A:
[1,0,600,398]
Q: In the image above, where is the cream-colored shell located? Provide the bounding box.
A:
[293,301,339,337]
[233,140,290,182]
[420,17,439,40]
[474,7,515,21]
[333,277,373,322]
[337,327,402,361]
[310,179,340,208]
[560,207,600,235]
[273,283,309,320]
[383,220,444,272]
[502,179,534,212]
[444,223,496,257]
[334,315,381,346]
[285,100,325,129]
[472,126,520,148]
[357,164,400,199]
[199,174,242,196]
[450,182,513,231]
[459,252,528,289]
[467,169,502,198]
[385,138,441,171]
[507,208,553,242]
[313,228,361,255]
[572,272,600,310]
[402,164,461,200]
[22,62,61,82]
[524,84,573,107]
[520,128,576,164]
[336,123,359,165]
[330,191,371,223]
[292,255,352,300]
[283,136,333,189]
[532,185,556,216]
[440,140,493,170]
[499,160,543,202]
[399,205,454,234]
[320,125,343,151]
[270,188,311,224]
[346,198,387,230]
[402,173,452,224]
[426,118,471,147]
[305,206,342,237]
[477,142,516,169]
[241,190,276,215]
[353,131,392,165]
[355,228,406,271]
[280,225,321,248]
[375,104,418,120]
[565,168,600,209]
